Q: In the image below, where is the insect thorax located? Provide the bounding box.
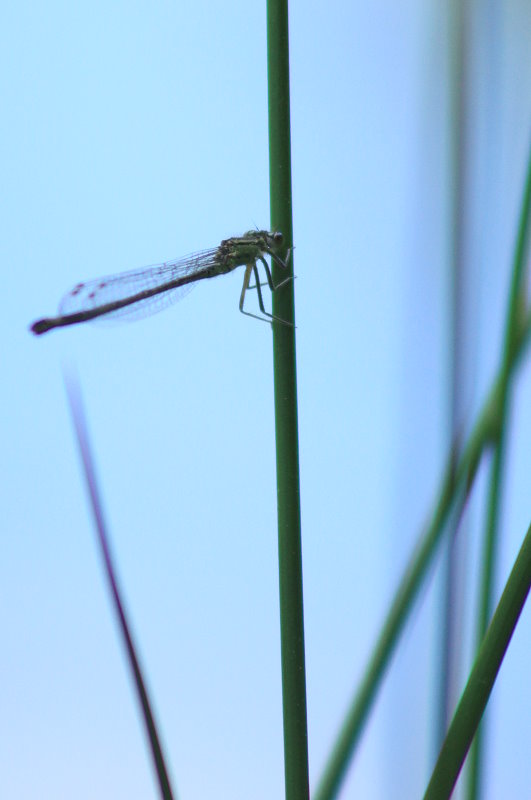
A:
[217,230,281,272]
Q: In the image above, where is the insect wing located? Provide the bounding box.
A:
[58,247,219,322]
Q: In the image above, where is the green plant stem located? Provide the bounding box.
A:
[313,415,484,800]
[424,517,531,800]
[466,139,531,800]
[267,2,309,800]
[314,138,531,800]
[314,375,530,800]
[314,332,531,800]
[436,0,468,750]
[465,422,507,800]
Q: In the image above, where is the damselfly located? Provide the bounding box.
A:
[30,230,291,335]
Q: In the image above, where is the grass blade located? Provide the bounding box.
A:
[465,136,531,800]
[63,371,176,800]
[314,139,531,800]
[267,1,310,799]
[424,517,531,800]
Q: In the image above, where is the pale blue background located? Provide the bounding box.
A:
[2,2,531,798]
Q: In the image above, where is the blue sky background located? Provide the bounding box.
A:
[2,2,531,798]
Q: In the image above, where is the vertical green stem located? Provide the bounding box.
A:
[465,431,507,800]
[436,0,468,751]
[466,139,531,799]
[267,2,309,800]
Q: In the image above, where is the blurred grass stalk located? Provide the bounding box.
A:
[64,372,176,800]
[465,131,531,800]
[435,0,469,754]
[424,517,531,800]
[314,141,531,800]
[267,1,310,799]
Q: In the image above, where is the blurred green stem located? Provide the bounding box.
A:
[314,138,531,800]
[424,517,531,800]
[466,140,531,800]
[436,0,468,751]
[313,401,487,800]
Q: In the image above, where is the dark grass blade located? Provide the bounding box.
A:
[435,0,469,752]
[63,370,176,800]
[465,137,531,800]
[424,517,531,800]
[313,443,479,800]
[313,139,531,800]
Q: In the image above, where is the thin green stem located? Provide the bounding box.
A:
[313,411,487,800]
[436,0,468,751]
[314,295,531,800]
[424,517,531,800]
[314,137,531,800]
[267,2,309,800]
[313,380,529,800]
[466,138,531,800]
[465,425,507,800]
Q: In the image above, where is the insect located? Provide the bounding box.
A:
[30,230,291,335]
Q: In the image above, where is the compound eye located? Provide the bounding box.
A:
[272,231,283,245]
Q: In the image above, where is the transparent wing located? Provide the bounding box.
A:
[58,247,220,321]
[82,281,196,323]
